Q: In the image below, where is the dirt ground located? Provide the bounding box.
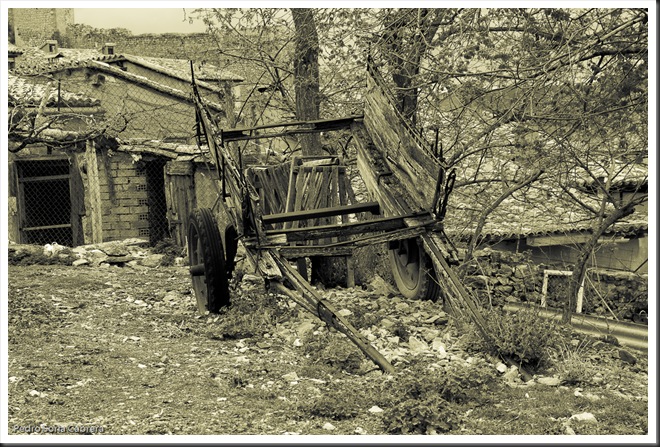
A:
[5,262,650,438]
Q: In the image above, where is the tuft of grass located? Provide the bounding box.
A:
[302,331,364,374]
[462,307,563,371]
[554,338,596,385]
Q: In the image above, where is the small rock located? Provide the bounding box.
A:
[368,406,384,413]
[368,275,397,296]
[564,425,576,435]
[282,372,299,382]
[337,308,353,317]
[243,274,261,283]
[536,377,561,386]
[293,338,303,347]
[380,318,396,329]
[322,422,336,431]
[86,249,109,266]
[99,241,129,256]
[354,427,367,435]
[407,336,428,353]
[163,291,179,302]
[431,339,447,357]
[72,259,90,267]
[504,366,520,383]
[600,334,620,346]
[106,255,133,264]
[140,254,165,268]
[618,349,638,365]
[394,302,410,312]
[496,362,508,373]
[570,412,598,424]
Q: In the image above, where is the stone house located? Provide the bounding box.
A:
[7,41,242,248]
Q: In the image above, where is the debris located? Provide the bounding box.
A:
[322,422,336,431]
[368,406,384,413]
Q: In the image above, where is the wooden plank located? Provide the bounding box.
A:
[165,161,193,176]
[364,73,441,210]
[276,246,354,258]
[266,213,429,241]
[19,174,70,183]
[262,201,381,225]
[165,161,196,246]
[221,116,361,143]
[22,223,72,231]
[85,140,103,243]
[69,154,85,246]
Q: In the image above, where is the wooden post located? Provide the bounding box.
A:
[165,161,196,247]
[85,140,103,243]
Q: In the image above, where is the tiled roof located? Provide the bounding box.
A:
[12,44,243,83]
[445,177,648,242]
[8,73,101,108]
[124,55,243,82]
[8,42,23,55]
[573,160,648,191]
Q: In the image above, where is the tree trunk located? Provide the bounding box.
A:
[382,9,441,126]
[291,8,343,284]
[291,8,322,155]
[562,203,637,324]
[464,169,544,263]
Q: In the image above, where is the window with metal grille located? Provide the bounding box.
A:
[136,184,148,191]
[139,228,150,237]
[139,214,149,221]
[15,157,75,246]
[138,198,148,206]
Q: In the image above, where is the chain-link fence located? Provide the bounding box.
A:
[8,54,232,249]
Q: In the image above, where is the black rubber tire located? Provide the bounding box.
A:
[188,208,230,313]
[389,238,441,301]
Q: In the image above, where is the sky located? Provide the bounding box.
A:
[74,8,207,35]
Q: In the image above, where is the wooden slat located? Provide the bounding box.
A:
[221,116,361,143]
[85,140,103,243]
[19,174,70,183]
[266,213,430,241]
[262,201,381,225]
[23,223,72,231]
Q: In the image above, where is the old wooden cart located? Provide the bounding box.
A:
[187,61,496,374]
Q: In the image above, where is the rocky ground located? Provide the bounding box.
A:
[5,240,650,439]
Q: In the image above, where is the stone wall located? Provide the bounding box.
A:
[10,8,74,46]
[69,33,217,60]
[461,248,647,323]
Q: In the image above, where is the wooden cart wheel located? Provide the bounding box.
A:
[389,238,441,301]
[188,208,230,313]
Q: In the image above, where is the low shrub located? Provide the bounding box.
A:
[383,395,460,434]
[152,238,185,266]
[463,307,562,371]
[302,332,363,374]
[214,292,292,339]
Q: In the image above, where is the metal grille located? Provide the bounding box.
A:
[14,157,75,247]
